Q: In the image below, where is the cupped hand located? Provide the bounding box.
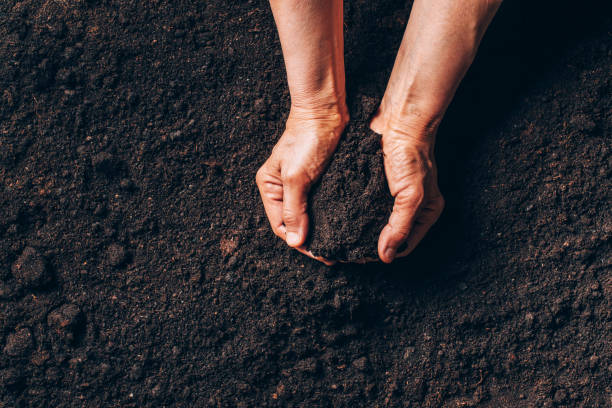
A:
[256,106,348,265]
[370,112,445,263]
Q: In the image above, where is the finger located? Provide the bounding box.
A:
[396,199,444,258]
[282,174,310,247]
[294,246,336,266]
[256,166,286,240]
[395,218,434,259]
[378,187,424,263]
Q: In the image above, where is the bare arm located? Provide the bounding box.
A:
[372,0,502,262]
[257,0,347,264]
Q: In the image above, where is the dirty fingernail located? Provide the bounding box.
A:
[286,232,300,246]
[384,247,396,261]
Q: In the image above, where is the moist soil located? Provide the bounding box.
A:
[1,1,611,407]
[306,96,391,262]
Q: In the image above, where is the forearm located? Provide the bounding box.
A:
[269,0,346,112]
[378,0,502,133]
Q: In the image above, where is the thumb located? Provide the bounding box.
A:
[282,174,310,247]
[378,186,424,263]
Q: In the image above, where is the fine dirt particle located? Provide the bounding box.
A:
[11,247,49,289]
[3,328,34,357]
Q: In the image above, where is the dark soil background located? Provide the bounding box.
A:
[1,0,611,407]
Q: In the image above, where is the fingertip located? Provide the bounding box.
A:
[272,224,286,240]
[385,247,396,263]
[378,247,396,263]
[286,231,303,247]
[378,225,399,263]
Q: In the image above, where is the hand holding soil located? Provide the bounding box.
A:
[258,0,502,263]
[370,116,444,263]
[256,106,348,266]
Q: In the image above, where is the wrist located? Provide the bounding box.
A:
[289,96,349,126]
[370,98,442,145]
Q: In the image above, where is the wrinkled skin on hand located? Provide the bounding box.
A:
[261,0,499,264]
[256,107,348,265]
[370,113,445,263]
[257,104,444,265]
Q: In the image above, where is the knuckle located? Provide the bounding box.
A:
[281,170,304,185]
[283,205,307,224]
[396,227,411,239]
[397,186,424,208]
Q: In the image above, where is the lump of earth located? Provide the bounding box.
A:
[11,247,50,289]
[305,96,393,262]
[47,304,83,343]
[3,328,34,357]
[106,244,128,267]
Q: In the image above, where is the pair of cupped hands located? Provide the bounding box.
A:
[256,100,445,265]
[254,0,502,265]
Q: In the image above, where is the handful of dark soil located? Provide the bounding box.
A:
[305,97,393,262]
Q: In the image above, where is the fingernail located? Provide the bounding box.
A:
[286,232,300,247]
[384,247,396,262]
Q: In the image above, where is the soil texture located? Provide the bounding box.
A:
[0,0,611,407]
[307,96,392,262]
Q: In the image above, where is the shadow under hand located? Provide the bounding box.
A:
[341,0,610,286]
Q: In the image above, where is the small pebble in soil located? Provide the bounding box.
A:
[11,246,50,289]
[47,304,82,343]
[106,244,127,267]
[3,328,34,357]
